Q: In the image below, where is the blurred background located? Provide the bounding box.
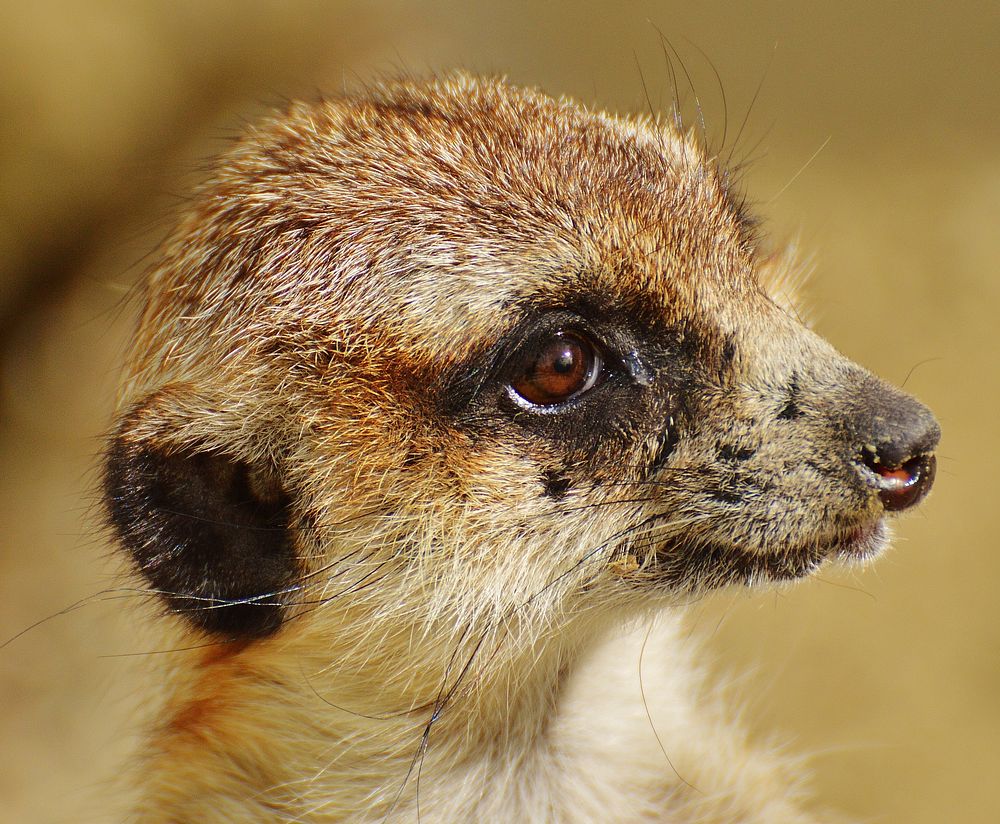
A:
[1,2,996,822]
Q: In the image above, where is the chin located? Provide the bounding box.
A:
[832,518,891,566]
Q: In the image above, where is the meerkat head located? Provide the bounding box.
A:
[103,75,938,655]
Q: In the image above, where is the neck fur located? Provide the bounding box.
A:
[141,605,609,820]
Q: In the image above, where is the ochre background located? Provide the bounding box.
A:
[1,3,996,822]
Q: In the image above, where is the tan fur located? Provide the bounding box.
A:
[104,74,937,822]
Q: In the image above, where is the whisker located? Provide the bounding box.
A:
[726,41,776,170]
[682,37,727,155]
[900,356,943,389]
[653,26,707,149]
[639,619,701,793]
[766,135,831,205]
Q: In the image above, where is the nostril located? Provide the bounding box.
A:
[845,375,940,511]
[860,447,937,512]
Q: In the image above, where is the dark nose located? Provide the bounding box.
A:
[848,378,940,512]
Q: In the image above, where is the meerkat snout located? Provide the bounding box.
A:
[100,74,940,821]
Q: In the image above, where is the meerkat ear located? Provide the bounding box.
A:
[102,393,295,638]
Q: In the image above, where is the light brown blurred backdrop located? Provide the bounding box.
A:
[1,2,997,822]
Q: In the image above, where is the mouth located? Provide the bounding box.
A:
[649,517,889,589]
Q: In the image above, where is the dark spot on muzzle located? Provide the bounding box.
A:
[543,469,572,498]
[718,443,756,463]
[777,374,803,420]
[649,420,679,473]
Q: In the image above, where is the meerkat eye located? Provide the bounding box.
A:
[509,331,604,407]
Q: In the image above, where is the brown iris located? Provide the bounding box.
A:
[510,332,601,406]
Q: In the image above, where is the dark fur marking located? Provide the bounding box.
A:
[778,374,803,420]
[232,262,252,285]
[720,336,737,373]
[650,426,679,473]
[543,469,572,499]
[710,487,744,505]
[718,444,756,463]
[778,399,801,420]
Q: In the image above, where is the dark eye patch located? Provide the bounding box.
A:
[437,309,625,416]
[430,288,709,493]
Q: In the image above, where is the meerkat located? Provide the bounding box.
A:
[102,73,939,822]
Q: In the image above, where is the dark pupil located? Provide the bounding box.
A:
[552,347,576,374]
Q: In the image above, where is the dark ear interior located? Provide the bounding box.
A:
[103,433,295,637]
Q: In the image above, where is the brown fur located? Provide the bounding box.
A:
[103,74,939,821]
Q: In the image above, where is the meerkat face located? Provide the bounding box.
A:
[103,75,939,641]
